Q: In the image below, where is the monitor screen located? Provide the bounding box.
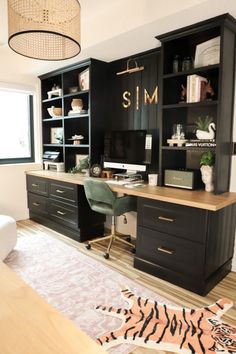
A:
[103,130,152,172]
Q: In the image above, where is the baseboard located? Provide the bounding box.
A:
[232,257,236,272]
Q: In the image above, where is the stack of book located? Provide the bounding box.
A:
[68,109,88,116]
[185,139,216,147]
[186,74,208,103]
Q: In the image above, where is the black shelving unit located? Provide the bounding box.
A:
[39,58,108,172]
[156,13,236,194]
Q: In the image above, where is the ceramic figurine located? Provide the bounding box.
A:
[196,122,216,140]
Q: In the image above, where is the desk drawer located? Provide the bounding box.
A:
[27,176,48,196]
[28,193,48,215]
[136,226,204,277]
[49,181,77,204]
[137,198,207,243]
[48,200,78,229]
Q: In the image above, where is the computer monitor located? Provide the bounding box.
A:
[103,130,152,174]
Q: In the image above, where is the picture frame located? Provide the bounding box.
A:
[78,68,89,91]
[194,36,220,68]
[50,127,63,144]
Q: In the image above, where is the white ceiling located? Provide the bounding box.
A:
[1,0,236,81]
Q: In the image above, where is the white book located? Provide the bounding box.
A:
[187,74,207,102]
[186,75,191,103]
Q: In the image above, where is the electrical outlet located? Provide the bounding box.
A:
[233,142,236,155]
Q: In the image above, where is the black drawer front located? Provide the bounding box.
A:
[136,226,204,277]
[137,198,207,243]
[28,193,48,215]
[48,200,78,229]
[27,176,48,196]
[49,181,77,204]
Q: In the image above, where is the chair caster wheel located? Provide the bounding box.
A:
[104,253,109,259]
[131,248,136,254]
[86,244,91,250]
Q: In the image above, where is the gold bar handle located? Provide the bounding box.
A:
[57,210,66,215]
[32,183,39,187]
[56,189,65,194]
[33,202,40,206]
[158,216,175,222]
[157,247,174,255]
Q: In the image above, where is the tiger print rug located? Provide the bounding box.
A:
[95,286,236,354]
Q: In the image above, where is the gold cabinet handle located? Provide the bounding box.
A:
[157,247,174,255]
[57,210,66,215]
[32,183,39,187]
[33,202,40,206]
[158,216,175,222]
[56,189,65,194]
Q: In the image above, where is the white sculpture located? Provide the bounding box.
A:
[200,165,214,192]
[196,122,216,140]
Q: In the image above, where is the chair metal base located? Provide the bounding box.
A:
[85,217,135,259]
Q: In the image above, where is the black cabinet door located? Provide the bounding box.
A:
[49,181,78,204]
[136,226,205,278]
[27,176,48,196]
[137,197,208,243]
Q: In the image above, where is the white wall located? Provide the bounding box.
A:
[0,74,42,221]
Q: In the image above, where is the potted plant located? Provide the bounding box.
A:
[200,151,215,192]
[70,156,90,175]
[195,116,215,140]
[195,116,216,140]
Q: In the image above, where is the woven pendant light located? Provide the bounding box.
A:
[8,0,81,61]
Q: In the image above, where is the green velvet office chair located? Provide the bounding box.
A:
[84,179,136,259]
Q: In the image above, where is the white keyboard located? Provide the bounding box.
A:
[105,179,128,185]
[106,179,144,186]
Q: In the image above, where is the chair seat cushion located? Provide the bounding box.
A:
[0,215,17,261]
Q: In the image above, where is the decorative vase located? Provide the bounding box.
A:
[71,98,83,112]
[200,165,214,192]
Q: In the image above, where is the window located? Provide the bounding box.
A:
[0,89,34,164]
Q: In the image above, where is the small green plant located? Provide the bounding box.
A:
[70,156,89,174]
[195,116,213,131]
[200,151,215,166]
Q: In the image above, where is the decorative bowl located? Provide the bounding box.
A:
[69,86,79,93]
[47,106,62,117]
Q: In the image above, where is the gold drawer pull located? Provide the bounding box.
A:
[56,189,65,194]
[32,183,39,187]
[158,216,175,222]
[157,247,174,255]
[57,210,66,215]
[33,202,40,206]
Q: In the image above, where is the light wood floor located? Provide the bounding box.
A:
[17,220,236,354]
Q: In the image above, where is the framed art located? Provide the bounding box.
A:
[50,127,63,144]
[194,36,220,68]
[78,68,89,91]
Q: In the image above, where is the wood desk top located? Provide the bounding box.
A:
[0,262,107,354]
[26,170,236,211]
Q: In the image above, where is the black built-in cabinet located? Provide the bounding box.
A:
[39,58,108,172]
[134,197,236,295]
[133,14,236,294]
[156,13,236,194]
[27,175,105,242]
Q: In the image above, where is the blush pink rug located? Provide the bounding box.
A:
[5,232,173,354]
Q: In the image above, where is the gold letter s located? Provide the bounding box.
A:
[122,91,131,108]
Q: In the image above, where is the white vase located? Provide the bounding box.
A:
[200,165,214,192]
[71,98,83,112]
